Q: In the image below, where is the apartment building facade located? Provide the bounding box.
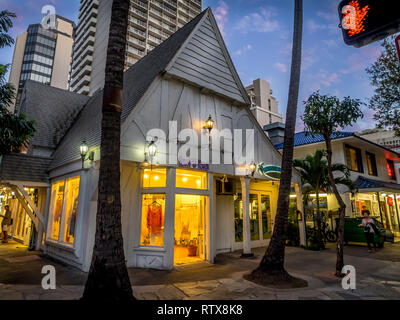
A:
[8,16,75,112]
[246,78,283,128]
[70,0,202,96]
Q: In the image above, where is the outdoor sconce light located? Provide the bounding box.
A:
[204,115,214,133]
[249,162,257,177]
[80,140,94,169]
[147,141,158,160]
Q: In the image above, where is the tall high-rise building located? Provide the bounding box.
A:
[8,16,75,112]
[70,0,202,96]
[246,78,283,128]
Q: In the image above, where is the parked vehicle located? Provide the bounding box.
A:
[335,217,387,248]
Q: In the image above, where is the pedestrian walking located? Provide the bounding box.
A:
[0,205,13,243]
[359,209,376,253]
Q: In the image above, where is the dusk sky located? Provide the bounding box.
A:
[0,0,387,132]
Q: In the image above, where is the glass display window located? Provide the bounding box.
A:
[249,194,259,241]
[261,195,272,239]
[143,168,167,188]
[48,176,80,245]
[63,177,80,244]
[176,169,207,190]
[140,194,166,247]
[234,194,243,242]
[49,181,65,241]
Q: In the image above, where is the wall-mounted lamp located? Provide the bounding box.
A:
[204,115,214,133]
[80,140,94,169]
[249,162,257,177]
[145,140,158,165]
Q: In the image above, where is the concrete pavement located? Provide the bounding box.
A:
[0,241,400,300]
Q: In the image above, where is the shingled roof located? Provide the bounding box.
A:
[0,154,52,183]
[19,81,90,150]
[50,8,208,170]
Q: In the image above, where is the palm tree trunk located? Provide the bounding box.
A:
[82,0,134,300]
[250,0,303,283]
[324,134,346,277]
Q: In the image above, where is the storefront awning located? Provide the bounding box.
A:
[356,176,400,193]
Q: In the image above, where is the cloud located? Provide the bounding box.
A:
[234,44,252,56]
[235,7,279,34]
[275,62,288,73]
[306,18,338,34]
[214,1,229,37]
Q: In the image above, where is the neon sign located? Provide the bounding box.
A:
[342,0,370,37]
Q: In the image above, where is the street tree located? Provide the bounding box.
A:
[249,0,304,287]
[294,150,355,249]
[0,10,35,157]
[302,92,363,276]
[366,35,400,135]
[81,0,134,300]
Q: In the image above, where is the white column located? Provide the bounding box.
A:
[165,167,176,270]
[240,177,252,256]
[295,183,306,247]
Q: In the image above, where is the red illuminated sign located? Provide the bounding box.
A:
[342,0,370,37]
[338,0,400,48]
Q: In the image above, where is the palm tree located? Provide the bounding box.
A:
[294,150,355,249]
[249,0,303,285]
[82,0,134,300]
[0,10,16,48]
[0,11,35,156]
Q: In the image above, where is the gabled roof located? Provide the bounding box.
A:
[19,81,90,149]
[275,131,354,150]
[51,8,251,170]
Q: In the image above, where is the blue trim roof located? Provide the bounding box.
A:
[356,176,400,191]
[275,131,354,150]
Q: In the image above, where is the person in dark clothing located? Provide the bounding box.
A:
[0,205,13,243]
[359,209,376,253]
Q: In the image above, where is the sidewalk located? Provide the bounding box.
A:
[0,242,400,300]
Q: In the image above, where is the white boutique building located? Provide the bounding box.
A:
[0,8,304,271]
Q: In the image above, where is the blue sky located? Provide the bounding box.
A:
[0,0,384,132]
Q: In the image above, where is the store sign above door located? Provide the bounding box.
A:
[178,160,209,171]
[257,163,281,180]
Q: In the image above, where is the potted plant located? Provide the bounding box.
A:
[188,239,198,256]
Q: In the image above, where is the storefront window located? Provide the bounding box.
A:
[63,177,80,244]
[176,169,207,190]
[49,181,65,240]
[261,195,272,239]
[140,194,165,246]
[48,177,80,244]
[143,169,167,188]
[249,194,259,241]
[234,194,243,242]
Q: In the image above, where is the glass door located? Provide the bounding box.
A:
[261,194,272,239]
[174,195,206,266]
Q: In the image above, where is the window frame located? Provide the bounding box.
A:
[387,159,396,181]
[344,144,364,173]
[366,151,378,176]
[46,174,82,248]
